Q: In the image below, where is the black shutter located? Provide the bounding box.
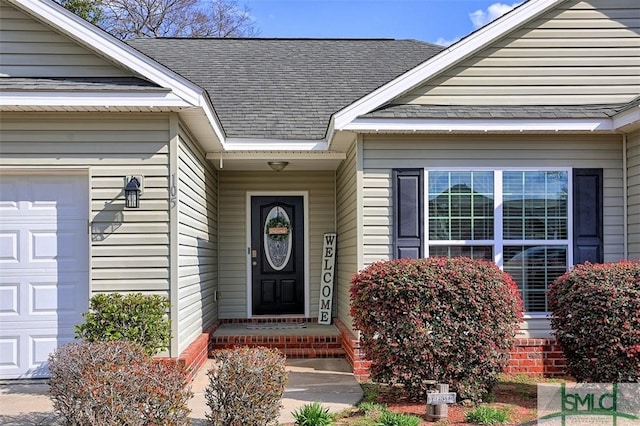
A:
[392,169,424,259]
[572,168,603,264]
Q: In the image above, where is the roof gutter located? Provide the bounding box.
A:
[341,117,616,133]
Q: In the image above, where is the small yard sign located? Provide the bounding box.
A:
[318,233,336,325]
[427,392,457,405]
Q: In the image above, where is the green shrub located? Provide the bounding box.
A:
[549,260,640,382]
[49,341,191,425]
[375,411,421,426]
[205,347,288,426]
[464,406,509,424]
[292,402,334,426]
[75,293,171,356]
[358,402,388,417]
[351,257,523,402]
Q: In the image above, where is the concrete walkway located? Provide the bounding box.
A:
[0,358,362,425]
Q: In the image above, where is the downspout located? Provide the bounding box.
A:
[623,134,629,260]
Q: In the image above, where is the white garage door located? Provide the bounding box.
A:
[0,174,89,379]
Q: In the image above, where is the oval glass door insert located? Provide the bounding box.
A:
[264,206,292,271]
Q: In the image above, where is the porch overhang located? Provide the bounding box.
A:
[205,151,346,171]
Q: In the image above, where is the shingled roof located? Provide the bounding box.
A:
[127,38,443,140]
[0,77,166,92]
[363,101,639,120]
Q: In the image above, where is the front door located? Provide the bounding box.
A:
[251,196,304,315]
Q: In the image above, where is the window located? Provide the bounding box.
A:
[426,170,570,313]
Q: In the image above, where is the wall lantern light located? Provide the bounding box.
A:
[124,175,143,208]
[267,161,289,172]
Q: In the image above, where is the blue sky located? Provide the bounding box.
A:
[244,1,522,45]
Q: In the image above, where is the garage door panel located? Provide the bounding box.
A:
[0,176,88,220]
[0,337,19,369]
[0,174,88,379]
[0,230,19,264]
[0,333,75,379]
[30,278,85,318]
[0,282,19,316]
[1,277,85,328]
[0,221,88,271]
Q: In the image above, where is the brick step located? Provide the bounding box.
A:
[210,345,345,359]
[209,334,344,357]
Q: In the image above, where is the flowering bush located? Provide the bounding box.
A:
[49,341,192,425]
[206,347,288,425]
[350,257,523,401]
[549,260,640,382]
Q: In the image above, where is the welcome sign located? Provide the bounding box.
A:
[318,233,336,325]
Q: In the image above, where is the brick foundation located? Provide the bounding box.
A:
[505,338,567,377]
[335,322,567,380]
[335,318,371,381]
[173,319,568,383]
[172,320,221,382]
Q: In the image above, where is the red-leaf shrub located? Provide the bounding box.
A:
[549,261,640,382]
[350,257,523,401]
[49,341,192,425]
[206,347,288,426]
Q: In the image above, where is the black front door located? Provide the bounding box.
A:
[251,196,304,315]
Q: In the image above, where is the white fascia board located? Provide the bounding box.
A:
[224,138,329,151]
[0,91,192,108]
[343,118,614,132]
[9,0,226,144]
[325,116,337,148]
[332,0,563,130]
[198,93,227,147]
[206,151,346,161]
[613,106,640,130]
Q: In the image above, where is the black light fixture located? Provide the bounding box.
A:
[124,176,141,208]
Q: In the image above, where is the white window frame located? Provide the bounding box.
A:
[423,167,573,317]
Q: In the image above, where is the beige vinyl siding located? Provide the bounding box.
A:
[361,134,624,337]
[0,1,131,78]
[628,130,640,260]
[401,0,640,105]
[335,141,360,331]
[176,124,218,354]
[218,171,335,319]
[0,112,170,298]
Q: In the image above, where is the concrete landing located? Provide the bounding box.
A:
[189,357,363,424]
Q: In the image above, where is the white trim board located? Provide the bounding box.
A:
[0,92,192,109]
[342,118,615,133]
[245,191,310,318]
[224,139,329,151]
[206,152,346,161]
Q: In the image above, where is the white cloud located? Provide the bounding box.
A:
[469,2,522,29]
[434,36,461,47]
